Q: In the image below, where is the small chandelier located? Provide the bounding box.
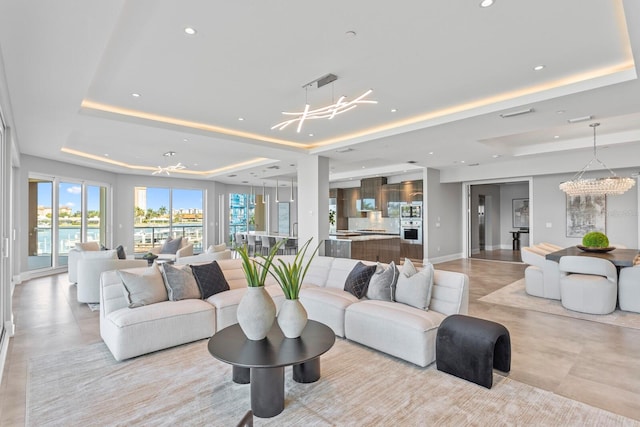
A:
[559,123,635,196]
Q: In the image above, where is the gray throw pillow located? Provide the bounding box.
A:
[115,245,127,260]
[160,263,201,301]
[160,237,183,254]
[394,263,434,310]
[118,264,168,308]
[366,261,398,301]
[344,262,377,299]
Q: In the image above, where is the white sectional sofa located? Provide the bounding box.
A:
[100,256,469,366]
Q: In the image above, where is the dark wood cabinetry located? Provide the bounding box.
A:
[343,187,361,218]
[360,177,387,211]
[329,188,348,230]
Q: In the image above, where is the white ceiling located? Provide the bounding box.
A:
[1,0,640,187]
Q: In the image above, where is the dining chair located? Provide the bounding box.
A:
[558,256,618,315]
[618,265,640,313]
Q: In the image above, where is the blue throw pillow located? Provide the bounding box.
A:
[344,261,377,299]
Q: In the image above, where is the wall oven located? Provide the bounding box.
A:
[400,219,422,245]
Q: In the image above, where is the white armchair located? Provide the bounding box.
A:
[559,256,617,315]
[618,265,640,313]
[149,238,194,261]
[77,257,148,303]
[68,241,101,283]
[520,245,561,300]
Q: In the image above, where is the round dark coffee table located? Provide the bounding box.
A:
[208,320,335,418]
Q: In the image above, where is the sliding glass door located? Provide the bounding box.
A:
[28,176,109,272]
[28,178,53,270]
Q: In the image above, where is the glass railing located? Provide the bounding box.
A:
[134,225,203,254]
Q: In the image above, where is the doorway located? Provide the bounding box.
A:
[466,180,531,263]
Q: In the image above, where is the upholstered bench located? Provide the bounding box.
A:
[435,314,511,388]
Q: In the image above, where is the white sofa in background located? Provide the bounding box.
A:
[77,258,148,303]
[521,243,561,300]
[99,256,469,366]
[176,249,232,265]
[149,237,194,261]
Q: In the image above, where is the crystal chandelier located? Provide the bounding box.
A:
[559,123,635,196]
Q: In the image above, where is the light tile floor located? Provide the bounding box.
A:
[1,259,639,425]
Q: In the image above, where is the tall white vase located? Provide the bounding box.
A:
[277,299,308,338]
[237,286,276,340]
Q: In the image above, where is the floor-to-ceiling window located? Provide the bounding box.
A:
[134,187,204,254]
[27,178,53,270]
[27,177,110,271]
[229,193,258,241]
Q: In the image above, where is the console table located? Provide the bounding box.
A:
[207,320,335,418]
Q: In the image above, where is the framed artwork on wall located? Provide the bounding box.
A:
[512,198,529,228]
[566,194,606,237]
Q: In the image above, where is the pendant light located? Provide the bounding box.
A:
[559,123,635,196]
[290,177,295,202]
[276,179,280,203]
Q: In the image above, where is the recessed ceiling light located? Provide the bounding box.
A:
[460,160,466,164]
[391,109,397,113]
[163,151,176,157]
[492,154,501,158]
[131,93,141,98]
[184,27,197,35]
[428,152,434,155]
[183,138,188,142]
[533,65,545,71]
[104,153,109,157]
[556,110,565,114]
[554,135,560,139]
[308,133,314,137]
[362,166,366,169]
[480,0,495,7]
[238,117,244,121]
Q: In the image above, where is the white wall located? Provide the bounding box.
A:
[532,168,638,248]
[426,168,462,261]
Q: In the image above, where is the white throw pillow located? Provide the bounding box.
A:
[394,263,434,310]
[75,241,100,251]
[207,243,227,253]
[400,258,418,277]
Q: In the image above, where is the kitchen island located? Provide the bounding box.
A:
[325,234,400,264]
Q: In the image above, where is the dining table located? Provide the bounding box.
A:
[545,246,640,268]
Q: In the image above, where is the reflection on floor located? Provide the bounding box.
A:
[471,249,522,263]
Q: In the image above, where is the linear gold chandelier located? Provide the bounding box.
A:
[559,123,635,196]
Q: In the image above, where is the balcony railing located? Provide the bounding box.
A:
[134,225,203,254]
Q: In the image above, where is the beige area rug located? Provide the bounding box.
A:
[480,279,640,330]
[26,339,638,426]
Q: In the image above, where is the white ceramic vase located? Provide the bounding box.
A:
[277,299,308,339]
[237,286,276,340]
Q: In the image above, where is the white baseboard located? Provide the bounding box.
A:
[0,328,10,387]
[428,252,464,264]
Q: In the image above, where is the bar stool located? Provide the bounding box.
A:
[283,238,297,255]
[260,236,276,255]
[246,235,261,257]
